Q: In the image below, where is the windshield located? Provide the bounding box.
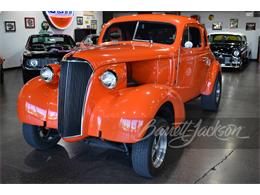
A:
[102,21,177,45]
[27,35,75,51]
[208,34,242,44]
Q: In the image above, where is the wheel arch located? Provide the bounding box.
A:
[80,84,185,143]
[201,59,222,96]
[155,101,174,125]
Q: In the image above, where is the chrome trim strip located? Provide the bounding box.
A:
[24,66,42,70]
[132,21,140,40]
[80,73,93,132]
[220,65,241,68]
[176,46,181,86]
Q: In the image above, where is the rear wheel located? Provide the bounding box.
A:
[201,73,222,111]
[22,123,61,150]
[131,117,169,178]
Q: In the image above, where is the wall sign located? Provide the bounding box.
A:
[43,11,74,30]
[208,14,214,21]
[212,22,222,30]
[24,17,35,29]
[5,21,16,32]
[230,18,238,29]
[76,16,83,25]
[246,23,256,31]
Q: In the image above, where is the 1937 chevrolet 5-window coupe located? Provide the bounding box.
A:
[17,14,222,178]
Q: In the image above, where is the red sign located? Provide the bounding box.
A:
[44,11,74,30]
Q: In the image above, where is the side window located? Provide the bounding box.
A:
[182,26,202,48]
[182,28,189,47]
[243,36,247,44]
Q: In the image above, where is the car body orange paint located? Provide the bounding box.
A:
[17,14,221,143]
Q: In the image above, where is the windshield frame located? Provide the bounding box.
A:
[102,20,177,45]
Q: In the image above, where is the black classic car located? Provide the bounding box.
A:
[76,34,99,48]
[208,33,251,69]
[22,34,76,83]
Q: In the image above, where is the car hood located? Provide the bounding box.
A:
[210,43,240,54]
[24,49,72,59]
[69,42,172,69]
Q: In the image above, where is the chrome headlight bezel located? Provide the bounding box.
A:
[40,66,54,83]
[233,49,240,57]
[99,70,118,89]
[28,59,39,68]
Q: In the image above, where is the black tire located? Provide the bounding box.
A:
[239,63,243,71]
[131,117,169,178]
[201,73,222,111]
[22,123,61,150]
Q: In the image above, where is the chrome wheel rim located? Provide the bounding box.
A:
[216,80,221,103]
[151,128,168,168]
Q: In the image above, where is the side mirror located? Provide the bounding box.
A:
[184,41,193,48]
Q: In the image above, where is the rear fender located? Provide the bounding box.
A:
[201,59,221,95]
[83,84,185,143]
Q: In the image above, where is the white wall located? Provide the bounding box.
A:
[182,11,260,59]
[0,11,103,68]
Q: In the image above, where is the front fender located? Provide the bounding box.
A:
[83,84,185,143]
[17,77,58,128]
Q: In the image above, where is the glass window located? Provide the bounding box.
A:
[29,35,75,47]
[134,21,176,44]
[208,34,242,44]
[28,35,75,51]
[242,36,247,44]
[102,21,137,43]
[102,21,177,45]
[182,27,201,48]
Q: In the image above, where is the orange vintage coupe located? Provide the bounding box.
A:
[17,14,221,178]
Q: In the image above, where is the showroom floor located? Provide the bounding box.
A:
[0,61,259,184]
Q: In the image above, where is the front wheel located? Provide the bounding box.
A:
[22,124,61,150]
[131,117,169,178]
[201,73,222,111]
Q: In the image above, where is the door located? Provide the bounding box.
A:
[176,25,208,102]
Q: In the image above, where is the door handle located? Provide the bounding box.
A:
[202,57,209,61]
[202,57,211,66]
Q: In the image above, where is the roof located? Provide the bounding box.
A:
[208,32,245,36]
[30,34,72,37]
[107,14,199,26]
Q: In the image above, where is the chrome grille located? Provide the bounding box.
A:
[58,59,93,138]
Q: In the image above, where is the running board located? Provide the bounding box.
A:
[84,137,129,155]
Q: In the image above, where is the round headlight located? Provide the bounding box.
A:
[233,50,240,57]
[100,70,117,89]
[40,66,54,83]
[29,59,39,67]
